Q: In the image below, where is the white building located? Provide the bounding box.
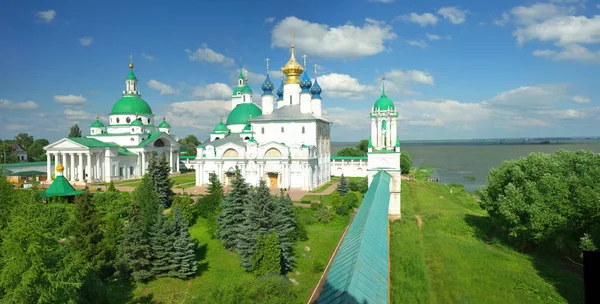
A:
[44,58,180,185]
[194,44,332,190]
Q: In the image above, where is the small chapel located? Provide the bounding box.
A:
[44,57,180,185]
[194,42,332,191]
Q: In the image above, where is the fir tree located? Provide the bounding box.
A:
[71,188,107,273]
[252,232,281,276]
[274,190,296,273]
[204,173,224,238]
[170,207,197,279]
[207,172,224,199]
[134,175,160,232]
[117,201,153,282]
[337,174,350,196]
[239,180,275,271]
[149,209,175,277]
[147,152,175,208]
[216,170,251,250]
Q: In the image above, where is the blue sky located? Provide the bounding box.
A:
[1,0,600,142]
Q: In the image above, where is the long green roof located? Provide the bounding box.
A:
[68,137,119,148]
[44,175,85,198]
[317,170,390,304]
[111,95,153,115]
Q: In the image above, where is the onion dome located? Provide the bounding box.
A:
[261,74,275,94]
[159,117,171,129]
[213,117,230,133]
[300,71,312,93]
[276,80,284,101]
[90,116,105,128]
[373,79,394,111]
[282,44,304,84]
[310,78,322,98]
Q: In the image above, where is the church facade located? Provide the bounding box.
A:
[44,59,180,185]
[194,44,331,190]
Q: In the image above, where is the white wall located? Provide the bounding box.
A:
[252,121,317,146]
[331,159,368,177]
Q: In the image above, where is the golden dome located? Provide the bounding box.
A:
[56,163,64,172]
[282,44,304,84]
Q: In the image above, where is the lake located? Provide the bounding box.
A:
[331,141,600,193]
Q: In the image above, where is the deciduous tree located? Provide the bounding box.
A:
[400,151,412,174]
[69,124,82,138]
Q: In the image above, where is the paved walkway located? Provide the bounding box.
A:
[319,182,339,195]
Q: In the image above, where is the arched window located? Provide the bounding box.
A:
[126,117,131,123]
[281,127,284,133]
[264,148,282,157]
[382,120,387,130]
[244,137,250,140]
[131,128,134,132]
[289,95,292,104]
[116,118,120,123]
[153,139,165,147]
[215,137,220,140]
[302,126,305,134]
[243,95,246,102]
[147,118,150,124]
[261,127,264,134]
[223,148,239,157]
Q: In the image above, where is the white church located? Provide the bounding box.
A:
[193,44,331,190]
[44,58,180,184]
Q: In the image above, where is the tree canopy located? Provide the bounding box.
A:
[69,124,82,138]
[400,151,412,174]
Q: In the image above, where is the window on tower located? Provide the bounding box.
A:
[261,127,264,134]
[281,127,284,133]
[126,117,131,123]
[302,126,305,134]
[116,118,120,123]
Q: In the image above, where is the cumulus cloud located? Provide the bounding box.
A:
[164,100,232,133]
[382,69,434,95]
[78,37,93,46]
[406,40,428,48]
[0,99,39,110]
[36,10,56,23]
[271,17,397,58]
[185,43,235,66]
[147,80,178,95]
[323,107,370,130]
[141,53,155,61]
[494,13,510,26]
[318,73,376,100]
[396,13,438,27]
[572,95,591,103]
[190,83,233,99]
[53,95,87,105]
[481,84,569,111]
[264,17,275,23]
[437,7,469,24]
[510,3,575,25]
[64,109,96,121]
[425,33,451,41]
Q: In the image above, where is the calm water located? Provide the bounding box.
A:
[331,142,600,193]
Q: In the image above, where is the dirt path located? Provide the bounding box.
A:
[320,182,339,195]
[415,215,423,230]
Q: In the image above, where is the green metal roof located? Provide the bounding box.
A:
[126,69,137,80]
[90,119,105,128]
[373,82,395,111]
[240,84,253,94]
[0,161,54,168]
[68,137,119,148]
[232,87,242,95]
[213,120,230,133]
[330,156,368,160]
[180,155,196,159]
[138,132,164,147]
[5,170,46,176]
[111,95,153,115]
[43,175,85,198]
[159,119,171,128]
[317,170,390,304]
[395,137,400,147]
[118,147,137,156]
[130,118,144,126]
[226,103,262,125]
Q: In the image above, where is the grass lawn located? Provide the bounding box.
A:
[309,180,336,193]
[390,180,584,304]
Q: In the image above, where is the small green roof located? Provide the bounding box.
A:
[126,69,137,80]
[232,87,242,96]
[159,119,171,128]
[396,137,400,147]
[196,144,204,149]
[249,136,257,143]
[226,103,262,125]
[373,82,394,111]
[243,123,252,131]
[90,119,105,128]
[138,132,165,147]
[44,175,85,198]
[111,95,153,115]
[118,147,137,156]
[67,137,119,148]
[213,120,230,133]
[238,67,244,79]
[240,84,253,94]
[130,118,144,126]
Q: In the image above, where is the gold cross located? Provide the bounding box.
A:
[130,54,133,64]
[291,32,295,45]
[302,54,307,68]
[313,63,318,76]
[265,58,270,71]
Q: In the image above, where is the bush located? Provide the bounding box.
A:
[312,260,325,274]
[314,207,334,224]
[300,200,311,205]
[310,202,324,211]
[400,151,412,174]
[171,195,197,226]
[197,192,220,218]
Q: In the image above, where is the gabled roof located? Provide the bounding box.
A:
[204,134,246,148]
[138,132,163,147]
[317,171,390,304]
[67,137,120,148]
[8,143,26,152]
[44,176,85,198]
[118,147,137,156]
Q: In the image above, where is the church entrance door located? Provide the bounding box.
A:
[268,173,278,189]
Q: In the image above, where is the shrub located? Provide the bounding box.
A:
[314,207,334,223]
[197,192,220,218]
[400,151,412,174]
[312,260,325,274]
[310,202,324,211]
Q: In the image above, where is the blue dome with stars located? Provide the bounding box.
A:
[310,78,322,98]
[261,74,275,94]
[299,71,312,93]
[276,80,284,101]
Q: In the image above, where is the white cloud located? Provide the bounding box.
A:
[53,95,87,105]
[514,15,600,46]
[437,7,469,24]
[64,109,96,122]
[185,43,235,66]
[78,37,93,46]
[572,95,591,103]
[36,10,56,23]
[532,49,557,57]
[318,73,376,100]
[141,53,155,61]
[265,17,275,23]
[164,100,232,132]
[397,99,488,127]
[481,84,569,111]
[323,107,370,130]
[190,83,232,99]
[147,80,178,95]
[425,33,451,41]
[271,17,397,58]
[0,99,39,110]
[532,44,600,63]
[406,40,428,48]
[510,3,575,25]
[494,13,510,26]
[396,13,438,27]
[382,69,435,95]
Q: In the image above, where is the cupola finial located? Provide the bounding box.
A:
[129,54,134,69]
[265,58,270,72]
[302,54,307,69]
[382,77,386,95]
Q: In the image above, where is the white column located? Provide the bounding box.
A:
[46,153,52,181]
[70,153,76,181]
[176,152,180,173]
[141,152,146,176]
[95,153,101,180]
[370,117,376,146]
[78,153,84,181]
[86,152,92,183]
[195,163,200,185]
[169,149,173,173]
[104,150,111,182]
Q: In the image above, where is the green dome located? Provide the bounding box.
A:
[111,95,153,115]
[240,84,253,94]
[243,123,252,131]
[213,120,230,133]
[159,119,171,129]
[226,103,262,125]
[232,87,242,95]
[90,119,105,128]
[126,69,137,80]
[374,93,394,111]
[130,118,144,126]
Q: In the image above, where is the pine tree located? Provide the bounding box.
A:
[274,190,296,273]
[170,207,197,279]
[134,175,160,232]
[71,188,107,272]
[252,232,281,276]
[239,180,275,271]
[147,152,175,207]
[207,172,224,199]
[149,209,176,277]
[204,173,224,238]
[216,170,251,250]
[117,201,153,282]
[337,174,350,196]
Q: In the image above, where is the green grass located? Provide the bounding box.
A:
[309,180,336,193]
[390,180,584,304]
[300,194,334,205]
